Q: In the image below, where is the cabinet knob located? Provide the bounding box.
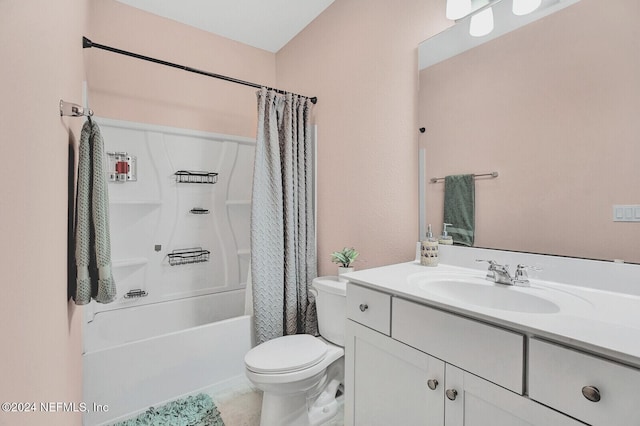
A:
[582,386,601,402]
[427,379,439,390]
[359,303,368,312]
[446,389,458,401]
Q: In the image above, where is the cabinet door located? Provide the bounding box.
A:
[345,320,445,426]
[529,338,640,426]
[444,365,584,426]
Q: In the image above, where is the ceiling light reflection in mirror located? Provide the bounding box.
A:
[469,7,494,37]
[421,0,580,70]
[513,0,543,15]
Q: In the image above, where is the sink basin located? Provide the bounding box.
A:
[414,275,560,314]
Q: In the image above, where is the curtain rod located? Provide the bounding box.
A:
[82,37,318,104]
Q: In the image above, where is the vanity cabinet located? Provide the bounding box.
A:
[345,320,444,425]
[345,283,585,426]
[346,283,391,335]
[529,338,640,426]
[443,363,586,426]
[392,297,524,394]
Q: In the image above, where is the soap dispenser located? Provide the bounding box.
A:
[439,223,453,245]
[421,224,439,267]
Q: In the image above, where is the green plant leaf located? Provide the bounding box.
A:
[330,247,359,267]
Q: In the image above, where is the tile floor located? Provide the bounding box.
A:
[205,377,344,426]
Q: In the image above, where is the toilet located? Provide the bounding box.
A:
[244,276,346,426]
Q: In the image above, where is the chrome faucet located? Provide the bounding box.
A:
[475,260,540,286]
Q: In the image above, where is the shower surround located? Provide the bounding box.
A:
[82,118,255,425]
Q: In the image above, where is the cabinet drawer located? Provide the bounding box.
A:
[529,338,640,426]
[392,298,524,393]
[346,283,391,335]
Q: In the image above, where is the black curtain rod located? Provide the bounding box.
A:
[82,37,317,104]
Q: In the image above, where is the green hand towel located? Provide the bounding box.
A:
[443,174,475,246]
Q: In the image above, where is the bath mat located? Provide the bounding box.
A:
[113,393,225,426]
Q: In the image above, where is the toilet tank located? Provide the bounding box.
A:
[312,276,347,347]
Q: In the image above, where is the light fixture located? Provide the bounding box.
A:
[446,0,472,20]
[469,6,494,37]
[512,0,542,16]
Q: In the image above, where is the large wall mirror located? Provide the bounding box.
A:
[419,0,640,263]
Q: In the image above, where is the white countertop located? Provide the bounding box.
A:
[344,260,640,368]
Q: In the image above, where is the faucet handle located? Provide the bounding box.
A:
[514,264,542,285]
[476,259,510,272]
[516,264,542,272]
[476,259,499,281]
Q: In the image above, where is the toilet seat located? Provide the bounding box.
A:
[245,334,328,374]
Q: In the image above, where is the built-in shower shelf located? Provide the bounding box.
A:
[237,249,250,258]
[113,257,149,268]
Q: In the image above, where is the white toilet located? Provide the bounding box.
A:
[244,276,346,426]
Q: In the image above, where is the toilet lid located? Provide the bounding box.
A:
[245,334,328,374]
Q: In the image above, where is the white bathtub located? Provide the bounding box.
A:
[82,290,253,425]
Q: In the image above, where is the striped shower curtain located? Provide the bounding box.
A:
[250,88,317,345]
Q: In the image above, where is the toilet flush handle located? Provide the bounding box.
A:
[359,303,368,312]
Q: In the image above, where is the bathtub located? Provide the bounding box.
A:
[82,290,253,425]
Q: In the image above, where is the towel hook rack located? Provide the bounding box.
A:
[60,100,94,117]
[430,171,498,183]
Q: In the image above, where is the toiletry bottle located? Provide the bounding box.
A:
[421,224,439,267]
[439,223,453,245]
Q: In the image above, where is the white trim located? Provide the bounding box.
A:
[313,124,318,253]
[418,147,426,241]
[93,117,256,146]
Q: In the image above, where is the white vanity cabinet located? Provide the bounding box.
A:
[345,320,445,425]
[529,338,640,426]
[443,364,583,426]
[344,283,584,426]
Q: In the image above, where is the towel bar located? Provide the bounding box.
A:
[430,171,498,183]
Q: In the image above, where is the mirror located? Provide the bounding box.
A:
[419,0,640,264]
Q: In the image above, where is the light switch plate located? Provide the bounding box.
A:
[613,205,640,222]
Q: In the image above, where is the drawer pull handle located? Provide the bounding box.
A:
[359,303,369,312]
[582,386,601,402]
[446,389,458,401]
[427,379,439,390]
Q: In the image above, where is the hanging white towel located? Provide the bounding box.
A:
[74,119,116,304]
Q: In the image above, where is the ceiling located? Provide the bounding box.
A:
[115,0,335,53]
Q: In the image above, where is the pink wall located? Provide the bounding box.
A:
[420,0,640,263]
[8,0,632,421]
[86,0,277,138]
[276,0,448,275]
[0,1,87,425]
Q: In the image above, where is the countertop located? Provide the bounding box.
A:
[343,261,640,368]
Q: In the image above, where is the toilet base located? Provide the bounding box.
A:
[257,359,344,426]
[259,382,341,426]
[260,391,310,426]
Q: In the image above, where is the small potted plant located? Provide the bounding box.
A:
[331,247,359,281]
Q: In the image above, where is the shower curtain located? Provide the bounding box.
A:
[251,88,317,345]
